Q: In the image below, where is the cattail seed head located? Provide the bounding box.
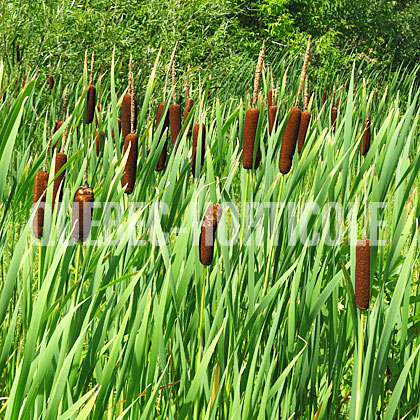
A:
[86,84,96,124]
[242,108,261,169]
[268,105,277,135]
[121,94,137,140]
[360,118,371,156]
[95,130,105,156]
[199,204,222,266]
[279,107,301,174]
[48,74,54,90]
[155,102,169,172]
[297,110,311,154]
[192,122,206,175]
[72,185,94,242]
[184,97,194,122]
[331,106,338,131]
[54,121,63,133]
[374,91,378,101]
[122,133,138,194]
[32,171,49,238]
[52,121,64,152]
[322,90,327,105]
[355,238,370,310]
[268,89,273,109]
[53,152,67,205]
[169,103,181,146]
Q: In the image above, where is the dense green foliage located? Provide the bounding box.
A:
[2,0,420,84]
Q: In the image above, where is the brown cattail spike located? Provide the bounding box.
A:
[155,102,169,172]
[32,171,49,238]
[49,74,54,90]
[360,118,371,156]
[331,106,338,131]
[322,90,327,105]
[242,108,261,169]
[121,94,137,140]
[95,130,105,156]
[54,121,63,134]
[184,97,194,123]
[268,106,277,135]
[122,133,138,194]
[86,84,96,124]
[192,123,206,175]
[53,152,67,205]
[268,89,273,110]
[279,107,301,174]
[169,103,181,146]
[297,110,311,154]
[72,185,94,242]
[199,204,222,266]
[355,238,370,310]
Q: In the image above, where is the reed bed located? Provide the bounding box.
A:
[0,46,419,420]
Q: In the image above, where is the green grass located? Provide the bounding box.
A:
[1,49,420,419]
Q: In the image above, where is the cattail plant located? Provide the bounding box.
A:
[360,118,371,156]
[121,88,138,141]
[355,238,370,309]
[279,37,310,173]
[52,86,69,153]
[169,58,181,146]
[155,102,169,171]
[331,106,338,131]
[297,76,311,153]
[32,171,49,238]
[86,53,96,124]
[183,65,194,137]
[242,41,264,169]
[32,130,55,237]
[268,68,277,135]
[121,56,138,194]
[268,67,274,109]
[52,115,70,206]
[199,203,222,266]
[95,130,105,156]
[192,123,205,175]
[72,184,94,242]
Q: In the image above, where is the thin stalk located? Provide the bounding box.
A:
[356,310,365,419]
[240,171,250,247]
[73,242,82,304]
[38,243,42,293]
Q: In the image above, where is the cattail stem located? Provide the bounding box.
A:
[240,172,250,246]
[304,76,310,110]
[172,61,176,104]
[89,52,94,85]
[252,41,265,107]
[84,148,89,185]
[356,311,365,420]
[164,43,178,102]
[44,126,55,170]
[73,241,82,304]
[296,37,311,107]
[61,86,69,120]
[38,243,42,293]
[60,113,70,153]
